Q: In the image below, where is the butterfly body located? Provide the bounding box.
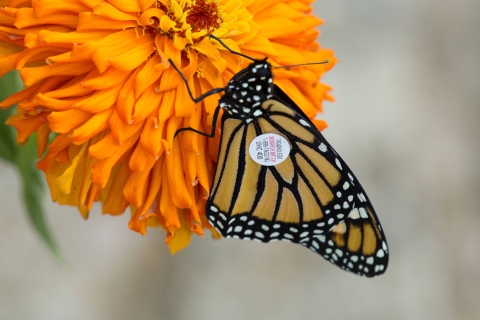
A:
[218,58,274,120]
[202,58,389,277]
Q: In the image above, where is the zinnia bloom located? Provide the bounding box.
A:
[0,0,336,253]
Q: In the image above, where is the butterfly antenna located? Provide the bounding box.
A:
[168,58,225,103]
[209,35,256,62]
[271,60,330,69]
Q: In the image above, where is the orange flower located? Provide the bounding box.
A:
[0,0,336,253]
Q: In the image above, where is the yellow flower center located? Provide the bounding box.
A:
[145,0,223,47]
[184,0,221,33]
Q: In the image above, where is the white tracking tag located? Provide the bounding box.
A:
[248,133,291,166]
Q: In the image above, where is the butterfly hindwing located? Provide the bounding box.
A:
[207,94,388,277]
[202,59,388,277]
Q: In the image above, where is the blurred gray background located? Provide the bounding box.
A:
[1,0,480,319]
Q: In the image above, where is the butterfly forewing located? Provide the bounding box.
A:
[205,60,388,277]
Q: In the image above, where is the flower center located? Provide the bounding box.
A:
[185,0,220,33]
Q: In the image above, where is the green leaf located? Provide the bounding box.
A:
[16,136,62,260]
[0,72,20,163]
[0,71,62,260]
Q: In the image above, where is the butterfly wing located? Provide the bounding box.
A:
[207,88,388,277]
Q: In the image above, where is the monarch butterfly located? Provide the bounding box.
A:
[171,36,389,277]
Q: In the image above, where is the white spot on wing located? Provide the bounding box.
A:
[359,207,368,218]
[335,158,342,170]
[255,231,264,239]
[319,143,327,152]
[299,119,310,127]
[348,208,360,219]
[253,110,263,117]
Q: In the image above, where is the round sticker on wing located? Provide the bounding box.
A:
[248,133,291,166]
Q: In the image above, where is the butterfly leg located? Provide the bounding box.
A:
[174,106,221,138]
[168,59,225,103]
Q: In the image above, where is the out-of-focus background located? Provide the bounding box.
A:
[1,0,480,319]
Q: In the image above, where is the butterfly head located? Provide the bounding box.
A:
[219,59,274,118]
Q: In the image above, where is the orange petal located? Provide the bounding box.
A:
[131,84,162,123]
[36,122,50,157]
[70,107,113,145]
[159,163,180,228]
[77,12,136,31]
[56,143,87,194]
[14,8,78,29]
[117,66,142,123]
[11,112,47,143]
[102,161,130,215]
[93,2,139,21]
[48,108,92,133]
[123,154,155,207]
[167,210,192,254]
[20,61,94,86]
[129,143,157,173]
[32,0,90,17]
[73,82,124,113]
[82,66,131,90]
[92,33,154,73]
[91,130,141,187]
[106,0,142,12]
[165,117,192,209]
[134,55,166,98]
[109,108,144,145]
